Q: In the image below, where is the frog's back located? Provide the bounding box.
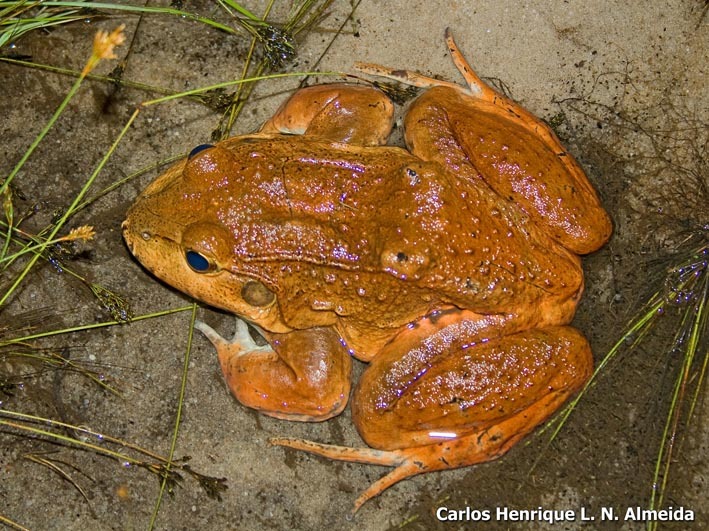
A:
[215,136,581,322]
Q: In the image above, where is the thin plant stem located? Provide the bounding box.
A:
[0,417,144,463]
[0,231,89,264]
[649,265,707,516]
[149,304,197,529]
[0,69,336,309]
[0,513,30,531]
[542,293,663,443]
[2,408,171,462]
[0,108,139,307]
[0,305,193,346]
[218,0,261,22]
[0,24,127,305]
[18,1,238,34]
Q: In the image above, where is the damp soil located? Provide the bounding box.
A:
[0,1,707,530]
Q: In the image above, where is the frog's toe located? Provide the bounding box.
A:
[270,436,406,467]
[270,436,419,513]
[195,317,271,357]
[354,60,464,93]
[443,28,490,98]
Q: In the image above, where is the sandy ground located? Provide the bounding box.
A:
[1,1,707,530]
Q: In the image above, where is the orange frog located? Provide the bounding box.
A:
[123,30,612,512]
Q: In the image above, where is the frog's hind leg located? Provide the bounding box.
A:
[396,32,612,254]
[271,318,593,512]
[271,381,581,513]
[354,28,496,100]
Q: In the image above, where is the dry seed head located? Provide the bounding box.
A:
[82,24,126,76]
[63,225,96,242]
[94,24,126,60]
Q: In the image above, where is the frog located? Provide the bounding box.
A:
[122,29,612,512]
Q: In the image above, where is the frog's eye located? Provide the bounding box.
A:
[241,280,275,307]
[185,250,215,273]
[188,144,214,160]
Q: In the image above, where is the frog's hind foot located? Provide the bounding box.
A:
[270,437,419,514]
[271,421,533,514]
[354,28,495,100]
[354,60,464,92]
[442,27,491,98]
[271,396,565,513]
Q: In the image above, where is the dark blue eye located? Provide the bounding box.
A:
[188,144,214,160]
[185,250,212,272]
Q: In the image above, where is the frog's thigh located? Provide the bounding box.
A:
[404,87,612,254]
[352,325,592,460]
[260,84,394,146]
[199,319,352,422]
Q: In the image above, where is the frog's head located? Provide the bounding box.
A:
[125,138,444,335]
[123,143,294,333]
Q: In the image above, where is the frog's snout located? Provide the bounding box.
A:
[121,216,143,255]
[121,218,133,244]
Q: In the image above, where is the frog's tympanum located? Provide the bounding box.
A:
[123,30,612,511]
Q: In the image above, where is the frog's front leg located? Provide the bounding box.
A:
[272,309,592,511]
[259,84,394,146]
[196,318,351,422]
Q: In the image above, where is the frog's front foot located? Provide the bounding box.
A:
[195,318,270,358]
[196,317,352,422]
